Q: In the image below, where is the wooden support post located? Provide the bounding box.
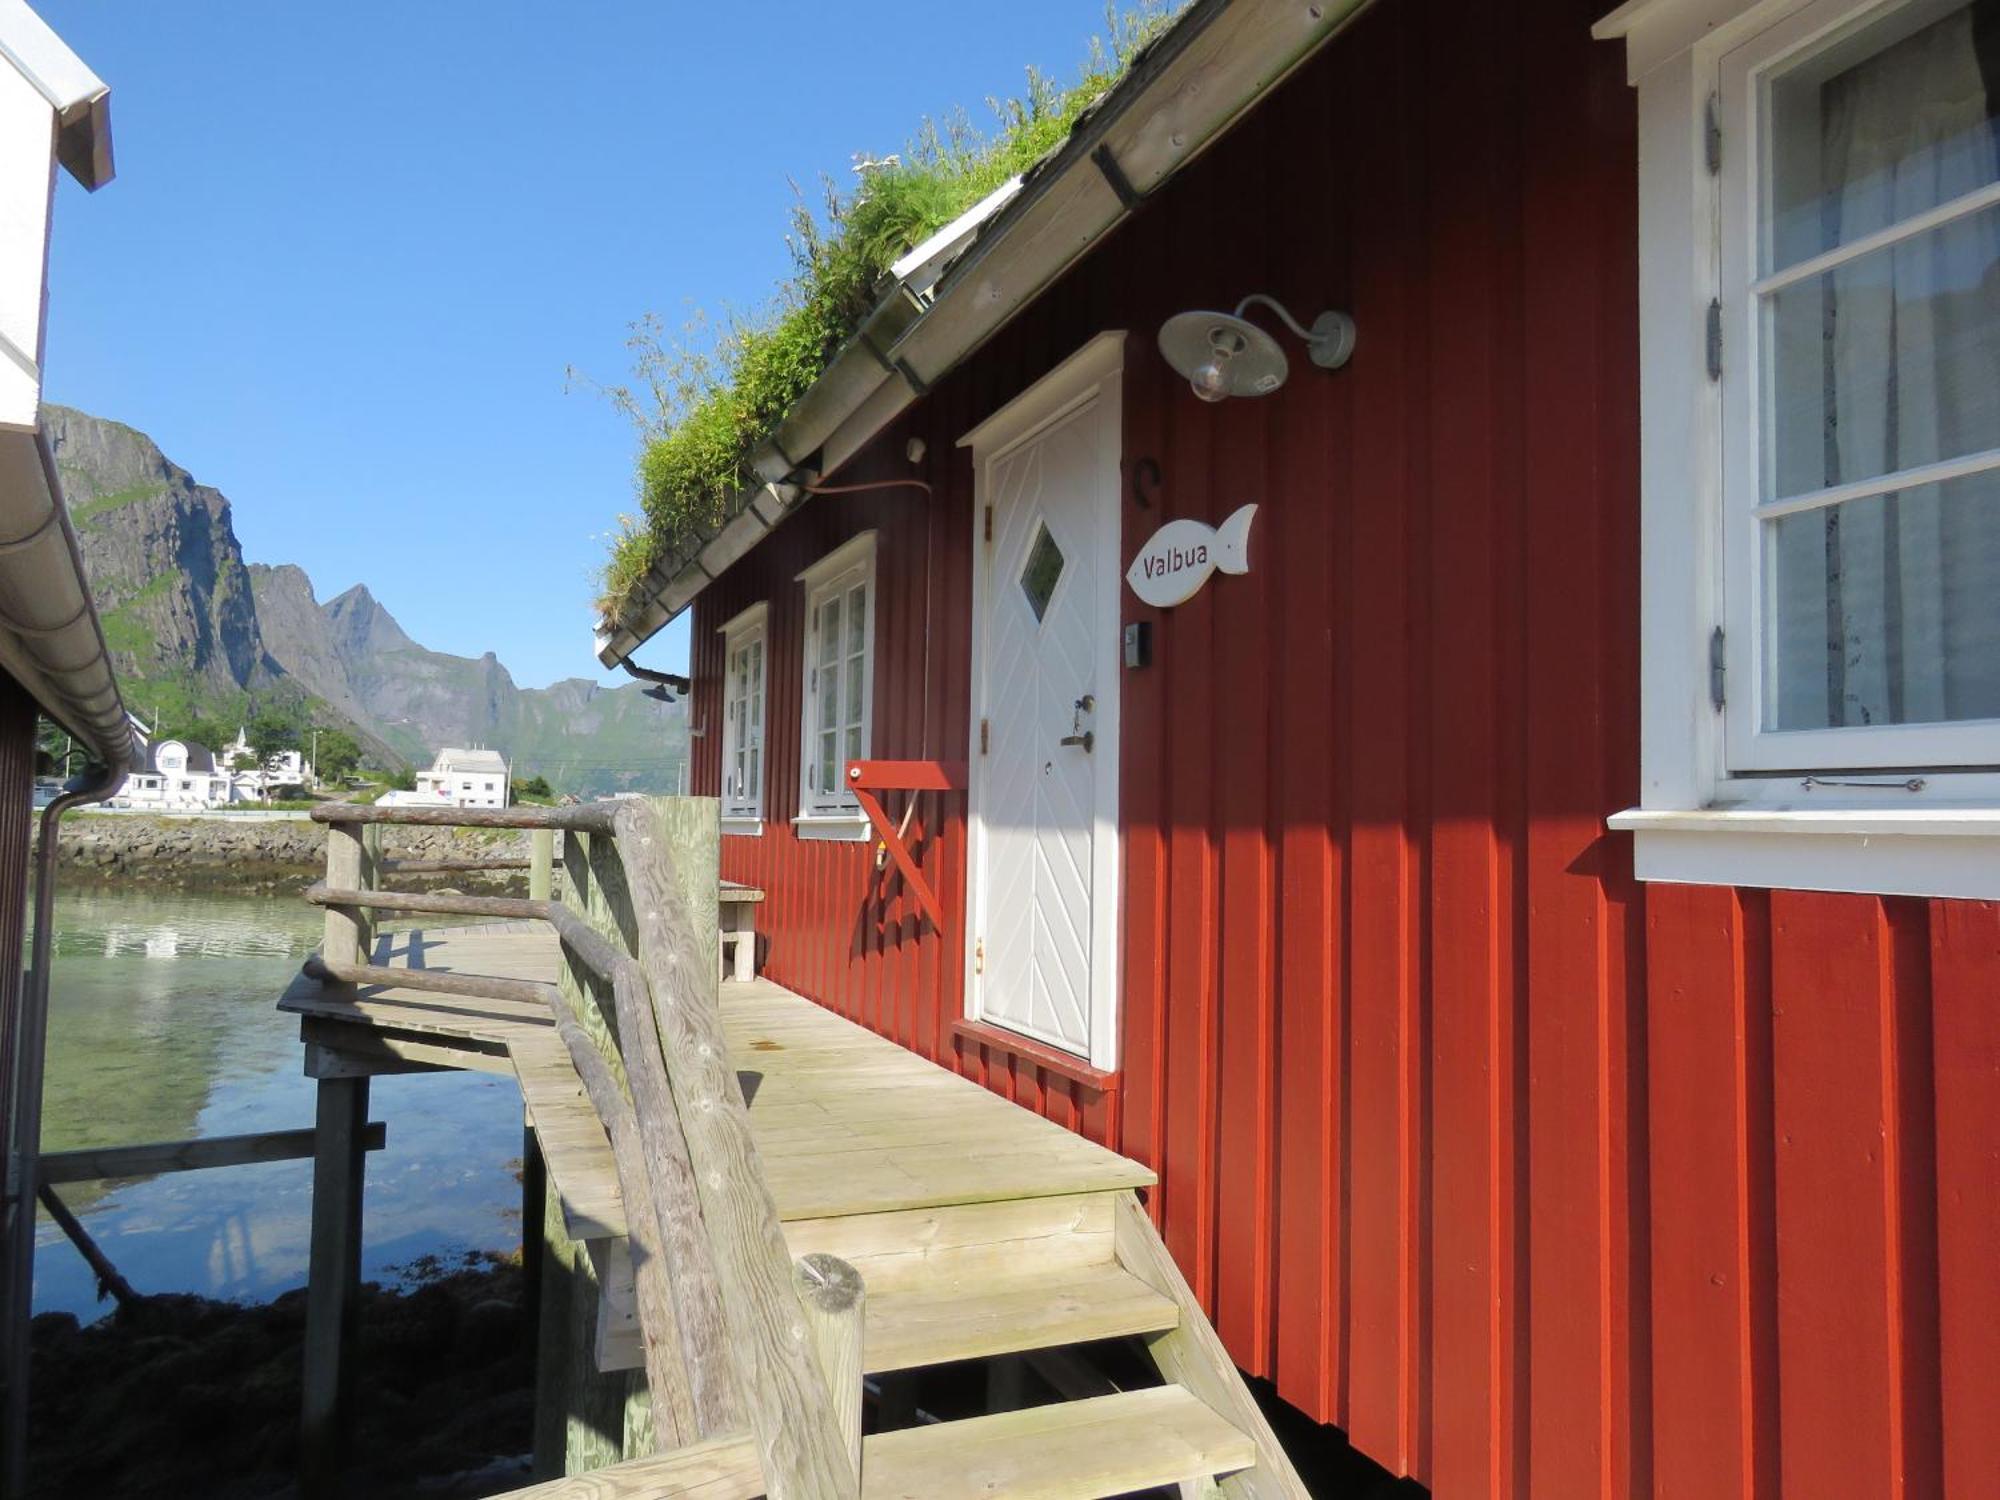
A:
[300,1075,369,1497]
[322,821,364,972]
[986,1353,1027,1413]
[794,1253,865,1482]
[530,829,554,903]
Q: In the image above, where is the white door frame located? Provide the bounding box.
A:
[957,330,1126,1072]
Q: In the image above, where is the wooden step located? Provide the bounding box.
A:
[593,1192,1178,1374]
[864,1261,1178,1373]
[493,1386,1252,1499]
[594,1251,1178,1375]
[862,1384,1255,1499]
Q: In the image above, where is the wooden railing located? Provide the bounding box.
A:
[304,798,863,1499]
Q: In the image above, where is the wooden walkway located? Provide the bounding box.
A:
[283,919,1302,1497]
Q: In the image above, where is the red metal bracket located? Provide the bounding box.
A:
[845,759,967,930]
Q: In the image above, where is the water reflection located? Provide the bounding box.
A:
[32,884,519,1321]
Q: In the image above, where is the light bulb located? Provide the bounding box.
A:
[1190,357,1231,403]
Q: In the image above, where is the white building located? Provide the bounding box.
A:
[114,740,233,810]
[219,727,313,800]
[412,747,509,808]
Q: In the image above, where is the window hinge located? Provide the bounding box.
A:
[1706,299,1723,381]
[1708,626,1726,710]
[1704,93,1721,175]
[983,505,993,544]
[980,717,990,755]
[974,938,985,976]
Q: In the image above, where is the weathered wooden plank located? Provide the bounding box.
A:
[534,1002,701,1451]
[301,1024,511,1078]
[495,1433,760,1500]
[859,1384,1255,1500]
[615,798,856,1500]
[40,1124,386,1185]
[509,1033,629,1245]
[794,1254,864,1481]
[311,801,620,833]
[1115,1192,1310,1500]
[549,871,740,1442]
[532,1135,649,1481]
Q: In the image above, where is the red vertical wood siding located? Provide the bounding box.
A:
[685,0,2000,1491]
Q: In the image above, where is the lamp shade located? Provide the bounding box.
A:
[1157,311,1290,398]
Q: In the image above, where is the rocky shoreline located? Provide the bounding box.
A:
[35,813,536,892]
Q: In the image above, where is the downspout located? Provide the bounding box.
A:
[0,760,122,1498]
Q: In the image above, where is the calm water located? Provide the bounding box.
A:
[31,884,522,1320]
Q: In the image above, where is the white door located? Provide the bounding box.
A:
[962,334,1124,1069]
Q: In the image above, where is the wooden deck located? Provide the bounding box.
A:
[283,916,1307,1497]
[279,920,1152,1229]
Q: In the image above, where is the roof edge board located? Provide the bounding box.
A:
[0,1,112,188]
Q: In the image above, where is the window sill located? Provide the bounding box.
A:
[792,812,870,843]
[951,1019,1120,1093]
[721,816,763,838]
[1607,806,2000,901]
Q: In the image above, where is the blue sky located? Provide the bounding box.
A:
[35,0,1117,688]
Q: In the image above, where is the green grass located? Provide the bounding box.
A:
[70,482,166,525]
[595,2,1180,619]
[98,608,156,659]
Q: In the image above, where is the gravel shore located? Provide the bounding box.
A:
[34,813,535,892]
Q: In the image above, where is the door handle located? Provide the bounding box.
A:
[1061,693,1095,752]
[1061,693,1096,751]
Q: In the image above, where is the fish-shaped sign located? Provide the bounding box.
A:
[1125,503,1257,608]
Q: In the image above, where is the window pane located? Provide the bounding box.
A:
[846,654,864,723]
[819,730,838,798]
[846,584,867,655]
[818,668,837,731]
[818,601,839,669]
[1766,202,2000,498]
[1764,0,2000,274]
[1020,521,1066,622]
[1765,471,2000,729]
[846,724,862,764]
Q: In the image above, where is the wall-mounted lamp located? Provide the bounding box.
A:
[1157,293,1356,402]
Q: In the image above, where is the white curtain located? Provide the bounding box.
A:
[1770,3,2000,730]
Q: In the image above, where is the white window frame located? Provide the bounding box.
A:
[716,601,769,834]
[793,531,876,842]
[1599,0,2000,899]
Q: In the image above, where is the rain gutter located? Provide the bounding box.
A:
[595,0,1378,667]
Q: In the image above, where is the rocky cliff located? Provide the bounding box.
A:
[46,407,284,707]
[48,406,685,795]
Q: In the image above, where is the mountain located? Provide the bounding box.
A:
[251,569,688,796]
[47,406,685,797]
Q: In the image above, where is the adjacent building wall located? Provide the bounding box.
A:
[690,0,1997,1492]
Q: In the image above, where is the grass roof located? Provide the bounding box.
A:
[589,3,1183,625]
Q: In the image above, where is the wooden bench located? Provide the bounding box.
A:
[720,880,765,983]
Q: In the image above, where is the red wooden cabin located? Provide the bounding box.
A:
[596,0,2000,1492]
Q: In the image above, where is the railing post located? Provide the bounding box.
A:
[357,823,381,959]
[322,819,364,971]
[794,1254,865,1482]
[530,828,554,903]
